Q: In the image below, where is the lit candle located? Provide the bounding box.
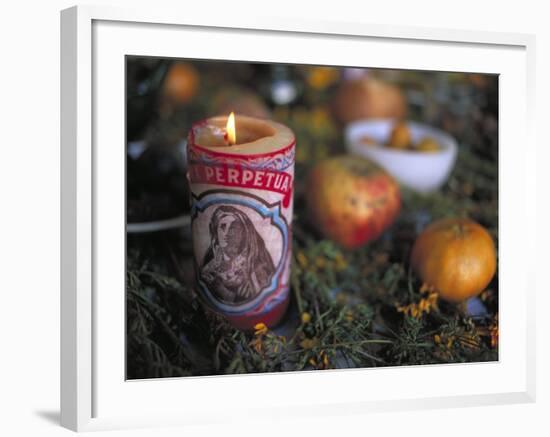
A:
[225,111,237,145]
[187,114,295,330]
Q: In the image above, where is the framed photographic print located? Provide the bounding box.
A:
[61,5,536,432]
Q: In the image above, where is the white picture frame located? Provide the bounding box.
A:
[60,5,536,432]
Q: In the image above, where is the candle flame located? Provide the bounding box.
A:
[226,112,237,145]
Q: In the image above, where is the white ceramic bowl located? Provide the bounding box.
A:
[345,119,458,193]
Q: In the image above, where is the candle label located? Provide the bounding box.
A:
[188,143,295,319]
[188,163,293,207]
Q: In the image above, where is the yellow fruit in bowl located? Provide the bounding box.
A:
[387,121,411,149]
[415,137,440,153]
[306,156,401,250]
[410,218,497,303]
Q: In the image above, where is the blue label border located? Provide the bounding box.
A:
[191,189,289,315]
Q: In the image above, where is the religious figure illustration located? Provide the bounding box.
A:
[199,205,276,304]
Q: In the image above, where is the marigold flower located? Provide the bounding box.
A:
[311,108,331,130]
[315,256,326,269]
[490,328,498,348]
[335,293,349,305]
[322,352,329,367]
[254,322,268,336]
[425,299,432,309]
[489,316,499,348]
[250,337,263,354]
[300,338,319,349]
[307,67,338,90]
[334,253,348,271]
[396,305,408,314]
[374,253,389,265]
[296,251,308,269]
[458,334,481,350]
[420,283,430,294]
[396,290,440,320]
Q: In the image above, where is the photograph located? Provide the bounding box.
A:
[125,57,499,379]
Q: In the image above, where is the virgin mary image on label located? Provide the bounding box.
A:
[199,205,276,305]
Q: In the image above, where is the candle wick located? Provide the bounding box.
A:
[223,131,231,146]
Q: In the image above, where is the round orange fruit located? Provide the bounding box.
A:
[331,77,407,125]
[306,156,401,249]
[162,62,199,104]
[410,217,497,303]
